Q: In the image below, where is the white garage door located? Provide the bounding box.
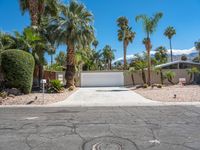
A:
[81,72,124,87]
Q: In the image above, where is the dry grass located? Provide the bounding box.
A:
[134,85,200,102]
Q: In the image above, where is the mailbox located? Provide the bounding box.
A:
[40,79,47,84]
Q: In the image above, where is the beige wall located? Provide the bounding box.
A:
[124,69,190,86]
[58,69,190,87]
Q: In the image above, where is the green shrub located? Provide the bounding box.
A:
[1,49,35,94]
[48,79,63,93]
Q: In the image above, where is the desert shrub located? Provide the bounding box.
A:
[48,79,63,93]
[143,84,148,88]
[0,91,7,99]
[157,84,162,88]
[1,49,35,94]
[68,86,75,91]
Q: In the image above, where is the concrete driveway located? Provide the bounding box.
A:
[51,87,158,107]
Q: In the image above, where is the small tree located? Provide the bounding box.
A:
[181,55,187,61]
[164,71,176,85]
[130,53,147,84]
[186,67,200,83]
[154,67,164,85]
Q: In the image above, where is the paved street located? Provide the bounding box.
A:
[0,106,200,150]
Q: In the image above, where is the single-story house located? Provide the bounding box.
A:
[155,60,200,69]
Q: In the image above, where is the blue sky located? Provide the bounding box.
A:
[0,0,200,63]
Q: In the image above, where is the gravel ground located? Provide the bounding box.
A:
[134,85,200,102]
[0,89,77,105]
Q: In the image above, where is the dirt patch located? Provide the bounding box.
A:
[0,89,77,105]
[134,85,200,102]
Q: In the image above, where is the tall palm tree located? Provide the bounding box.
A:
[164,26,176,62]
[50,1,94,87]
[19,0,60,87]
[19,0,60,27]
[135,12,163,85]
[102,45,115,70]
[19,0,39,26]
[154,46,168,84]
[194,40,200,62]
[117,17,136,70]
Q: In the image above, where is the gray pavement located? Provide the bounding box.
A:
[1,106,200,150]
[51,87,158,107]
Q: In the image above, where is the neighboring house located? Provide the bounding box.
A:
[155,61,200,69]
[155,61,200,84]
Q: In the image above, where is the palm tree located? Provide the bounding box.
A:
[19,0,59,27]
[181,55,187,61]
[164,26,176,62]
[136,12,163,85]
[117,17,136,70]
[19,0,39,26]
[92,40,99,50]
[0,32,16,50]
[49,1,94,87]
[154,46,168,64]
[164,71,176,85]
[194,40,200,62]
[154,46,168,84]
[55,51,66,66]
[102,45,115,70]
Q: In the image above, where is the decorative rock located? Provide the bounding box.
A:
[8,94,15,98]
[5,88,21,96]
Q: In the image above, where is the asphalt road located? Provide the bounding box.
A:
[0,106,200,150]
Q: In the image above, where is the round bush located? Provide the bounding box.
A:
[1,49,35,94]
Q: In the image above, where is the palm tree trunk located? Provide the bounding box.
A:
[123,40,127,70]
[38,64,43,87]
[66,43,76,88]
[160,70,164,85]
[109,60,112,70]
[51,54,53,66]
[28,0,39,26]
[146,37,151,86]
[170,39,173,62]
[142,69,146,84]
[131,74,135,85]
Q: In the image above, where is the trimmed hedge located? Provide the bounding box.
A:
[1,49,35,94]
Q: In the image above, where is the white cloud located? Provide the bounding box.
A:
[151,47,197,55]
[113,47,198,63]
